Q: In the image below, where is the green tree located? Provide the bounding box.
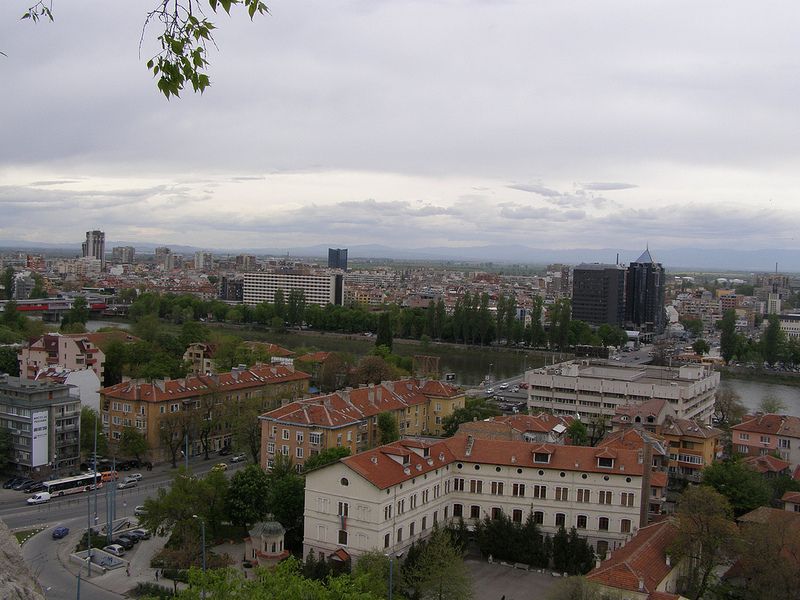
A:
[413,527,472,600]
[719,309,738,364]
[0,429,12,471]
[713,388,746,426]
[286,289,306,327]
[566,419,589,446]
[226,464,271,528]
[0,346,20,376]
[266,454,305,552]
[546,577,618,600]
[702,459,771,516]
[29,274,47,299]
[442,398,501,437]
[353,354,396,385]
[376,311,394,351]
[119,426,149,462]
[102,340,126,386]
[351,551,394,599]
[80,407,108,457]
[377,411,399,444]
[61,296,90,330]
[680,318,704,338]
[691,339,710,355]
[758,394,786,414]
[273,289,286,320]
[762,314,784,366]
[670,485,739,600]
[597,324,627,348]
[1,267,13,300]
[302,446,351,472]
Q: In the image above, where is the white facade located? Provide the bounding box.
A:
[779,314,800,339]
[303,438,663,562]
[243,271,342,307]
[526,361,719,424]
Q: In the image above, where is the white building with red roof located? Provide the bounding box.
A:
[302,434,667,562]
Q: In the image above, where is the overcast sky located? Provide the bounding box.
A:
[2,1,799,256]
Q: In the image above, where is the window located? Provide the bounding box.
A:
[597,540,609,558]
[338,502,349,517]
[598,517,609,531]
[491,507,502,520]
[454,477,465,491]
[410,521,415,536]
[422,516,428,530]
[779,438,791,449]
[534,452,550,463]
[170,403,179,413]
[160,406,165,414]
[470,479,483,494]
[599,490,612,504]
[577,488,590,503]
[397,527,403,543]
[621,519,631,533]
[384,533,390,548]
[470,505,480,519]
[347,431,353,442]
[512,483,525,497]
[433,511,438,525]
[282,429,290,440]
[739,433,750,441]
[533,511,544,525]
[296,431,304,443]
[310,432,322,445]
[123,403,131,413]
[267,442,275,454]
[621,492,634,507]
[533,485,547,499]
[410,494,417,509]
[281,445,289,456]
[760,435,770,444]
[296,447,304,459]
[555,513,566,527]
[491,481,504,495]
[598,457,614,468]
[736,444,749,454]
[453,503,463,518]
[397,499,405,514]
[338,530,348,545]
[576,515,587,529]
[555,487,569,501]
[384,505,392,520]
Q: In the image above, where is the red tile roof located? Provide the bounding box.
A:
[587,519,679,595]
[296,351,332,363]
[343,439,455,490]
[598,429,669,456]
[781,491,800,504]
[743,454,790,474]
[660,417,722,440]
[731,414,800,438]
[243,341,295,358]
[494,412,574,434]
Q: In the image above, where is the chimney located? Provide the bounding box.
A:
[368,385,375,404]
[465,435,475,457]
[665,554,671,567]
[638,578,645,592]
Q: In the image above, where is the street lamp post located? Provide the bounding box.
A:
[193,515,206,600]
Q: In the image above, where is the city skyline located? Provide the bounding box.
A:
[2,2,800,255]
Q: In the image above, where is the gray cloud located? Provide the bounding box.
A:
[581,182,638,191]
[508,183,561,197]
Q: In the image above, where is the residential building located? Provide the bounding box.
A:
[782,491,800,512]
[243,270,344,307]
[82,230,105,270]
[625,248,665,333]
[456,413,574,444]
[235,254,256,271]
[194,251,214,271]
[730,414,800,467]
[328,248,348,271]
[0,374,81,475]
[219,275,244,302]
[658,416,723,481]
[183,342,218,374]
[743,454,791,478]
[302,435,667,562]
[525,361,720,425]
[779,313,800,339]
[586,519,687,600]
[571,263,626,327]
[111,246,135,264]
[611,399,676,433]
[33,367,101,412]
[100,364,310,462]
[260,380,465,470]
[19,333,106,384]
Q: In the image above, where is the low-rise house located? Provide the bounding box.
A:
[611,399,675,433]
[456,413,574,444]
[260,379,464,470]
[19,333,106,383]
[182,342,218,375]
[302,435,667,561]
[658,416,723,481]
[245,520,290,566]
[586,519,688,600]
[782,491,800,512]
[731,414,800,467]
[742,454,791,478]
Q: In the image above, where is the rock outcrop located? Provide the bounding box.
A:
[0,519,46,600]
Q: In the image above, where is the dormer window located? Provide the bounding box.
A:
[597,457,614,468]
[534,452,551,464]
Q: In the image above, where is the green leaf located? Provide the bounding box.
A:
[208,0,218,11]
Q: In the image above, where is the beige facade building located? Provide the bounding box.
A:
[525,361,720,425]
[100,364,310,462]
[302,435,667,562]
[19,333,106,383]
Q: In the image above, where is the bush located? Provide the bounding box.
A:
[161,567,190,583]
[129,582,174,598]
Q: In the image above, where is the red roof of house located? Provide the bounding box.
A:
[743,454,790,474]
[296,351,332,363]
[587,519,679,595]
[660,417,722,440]
[242,341,294,358]
[342,439,455,490]
[494,412,574,434]
[598,429,669,456]
[781,491,800,504]
[731,414,800,438]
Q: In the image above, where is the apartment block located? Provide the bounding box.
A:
[19,333,106,384]
[526,361,719,424]
[243,270,344,307]
[302,435,667,562]
[100,364,310,462]
[731,414,800,467]
[0,374,80,475]
[260,380,464,470]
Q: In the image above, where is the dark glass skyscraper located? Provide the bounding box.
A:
[327,248,348,271]
[571,263,626,327]
[625,248,665,333]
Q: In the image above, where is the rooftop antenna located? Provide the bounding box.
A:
[776,262,778,274]
[616,252,619,265]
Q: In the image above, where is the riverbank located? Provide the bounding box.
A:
[720,367,800,388]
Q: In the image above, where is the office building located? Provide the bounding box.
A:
[625,249,665,333]
[302,435,666,561]
[525,360,720,424]
[243,271,344,307]
[571,263,626,327]
[219,275,244,302]
[82,230,105,270]
[328,248,348,271]
[194,251,214,271]
[0,374,80,475]
[111,246,135,264]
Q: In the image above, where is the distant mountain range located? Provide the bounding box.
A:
[1,240,798,272]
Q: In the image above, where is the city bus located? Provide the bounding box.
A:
[42,473,103,497]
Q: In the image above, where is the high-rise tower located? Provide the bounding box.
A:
[625,248,665,333]
[572,263,626,327]
[82,230,105,270]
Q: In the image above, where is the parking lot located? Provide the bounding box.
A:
[468,558,558,600]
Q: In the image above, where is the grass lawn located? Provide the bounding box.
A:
[15,527,45,545]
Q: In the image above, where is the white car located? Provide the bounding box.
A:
[230,453,246,463]
[126,473,142,482]
[26,492,51,505]
[499,383,509,390]
[117,480,137,490]
[103,544,126,557]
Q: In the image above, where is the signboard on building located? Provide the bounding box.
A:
[31,410,49,467]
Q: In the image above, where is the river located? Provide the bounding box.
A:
[719,378,800,417]
[85,320,131,332]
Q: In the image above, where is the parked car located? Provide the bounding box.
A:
[112,536,134,550]
[4,477,24,489]
[117,480,137,490]
[212,463,228,472]
[118,533,138,545]
[124,473,142,482]
[486,388,495,395]
[230,453,246,463]
[511,386,519,393]
[26,492,51,505]
[52,526,70,539]
[129,528,151,540]
[134,505,147,517]
[22,481,45,493]
[218,447,232,456]
[12,478,34,490]
[499,383,509,390]
[103,544,125,557]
